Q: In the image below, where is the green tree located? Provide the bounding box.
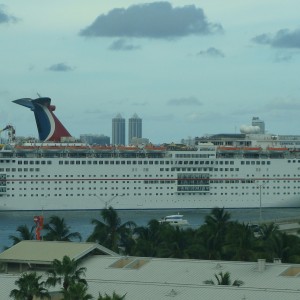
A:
[9,224,35,245]
[223,222,258,261]
[43,216,81,241]
[87,206,136,252]
[157,225,191,259]
[131,219,164,257]
[98,291,126,300]
[61,282,93,300]
[204,271,244,287]
[196,207,231,259]
[46,255,87,291]
[10,272,50,300]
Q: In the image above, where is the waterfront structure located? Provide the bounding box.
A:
[1,97,300,211]
[128,113,142,145]
[112,114,125,145]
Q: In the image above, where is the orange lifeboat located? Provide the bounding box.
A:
[144,145,167,151]
[267,147,289,152]
[218,146,241,151]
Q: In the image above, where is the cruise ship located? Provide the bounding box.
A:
[0,97,300,211]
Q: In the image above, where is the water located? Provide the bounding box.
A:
[1,208,300,251]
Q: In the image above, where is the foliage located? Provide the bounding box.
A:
[9,224,35,245]
[204,271,244,287]
[46,255,87,290]
[43,215,82,241]
[10,272,50,300]
[60,282,93,300]
[195,207,232,259]
[87,206,136,253]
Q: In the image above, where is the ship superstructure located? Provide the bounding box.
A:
[0,98,300,211]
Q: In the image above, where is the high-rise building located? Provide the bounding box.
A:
[252,117,265,134]
[112,114,125,145]
[128,113,142,145]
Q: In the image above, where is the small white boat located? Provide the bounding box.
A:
[159,214,189,226]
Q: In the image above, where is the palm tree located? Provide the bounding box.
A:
[10,272,50,300]
[87,206,136,252]
[61,282,93,300]
[196,207,231,259]
[131,219,164,257]
[43,215,81,241]
[9,224,35,245]
[223,222,258,261]
[46,255,87,291]
[204,271,244,287]
[157,226,190,259]
[98,291,126,300]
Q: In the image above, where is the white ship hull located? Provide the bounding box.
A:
[1,146,300,211]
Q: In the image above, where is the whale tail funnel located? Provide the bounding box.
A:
[13,97,72,142]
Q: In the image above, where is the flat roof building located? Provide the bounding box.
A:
[1,241,300,299]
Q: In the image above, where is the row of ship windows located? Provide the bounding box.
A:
[4,192,300,197]
[0,167,244,173]
[212,186,300,189]
[241,161,271,165]
[9,159,280,166]
[4,179,300,185]
[3,159,300,166]
[6,173,173,178]
[7,193,175,197]
[8,186,174,191]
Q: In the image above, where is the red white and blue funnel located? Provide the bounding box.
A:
[13,97,72,142]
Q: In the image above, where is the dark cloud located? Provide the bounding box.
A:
[167,96,202,106]
[0,5,17,24]
[197,47,225,57]
[80,2,223,39]
[47,63,74,72]
[252,28,300,48]
[109,39,141,51]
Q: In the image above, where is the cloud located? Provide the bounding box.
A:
[0,5,17,24]
[167,96,202,106]
[80,2,223,39]
[265,98,300,110]
[109,39,141,51]
[197,47,225,57]
[47,63,74,72]
[252,28,300,48]
[274,52,293,63]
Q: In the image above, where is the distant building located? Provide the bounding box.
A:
[131,137,149,146]
[128,113,142,145]
[80,134,110,145]
[252,116,265,134]
[112,114,125,145]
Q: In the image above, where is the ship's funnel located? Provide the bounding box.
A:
[13,97,72,142]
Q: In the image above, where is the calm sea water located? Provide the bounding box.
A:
[1,208,300,252]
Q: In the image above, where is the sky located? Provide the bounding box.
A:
[0,0,300,144]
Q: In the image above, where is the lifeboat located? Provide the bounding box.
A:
[91,146,114,152]
[217,146,241,152]
[267,147,289,152]
[144,145,167,152]
[14,145,39,151]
